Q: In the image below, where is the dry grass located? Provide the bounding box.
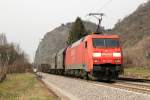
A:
[124,67,150,79]
[0,73,58,100]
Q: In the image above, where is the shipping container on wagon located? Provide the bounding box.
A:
[50,53,57,69]
[56,48,66,69]
[40,64,50,72]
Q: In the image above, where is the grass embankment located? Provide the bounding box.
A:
[123,67,150,79]
[0,73,58,100]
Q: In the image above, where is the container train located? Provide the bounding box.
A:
[40,33,123,80]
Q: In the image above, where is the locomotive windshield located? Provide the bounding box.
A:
[92,38,120,48]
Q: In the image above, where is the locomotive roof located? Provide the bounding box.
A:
[69,34,120,48]
[88,34,120,39]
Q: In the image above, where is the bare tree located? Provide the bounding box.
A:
[0,33,7,46]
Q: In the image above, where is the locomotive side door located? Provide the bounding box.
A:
[83,41,88,71]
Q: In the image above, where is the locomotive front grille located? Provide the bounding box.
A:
[93,64,121,71]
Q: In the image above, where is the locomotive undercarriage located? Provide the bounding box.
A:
[48,68,89,79]
[47,64,122,81]
[48,69,64,75]
[92,64,122,80]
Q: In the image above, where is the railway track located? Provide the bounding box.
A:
[41,73,150,100]
[44,73,150,95]
[118,77,150,83]
[111,82,150,94]
[91,79,150,95]
[67,76,150,95]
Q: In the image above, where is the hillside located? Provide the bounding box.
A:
[34,21,97,65]
[113,1,150,67]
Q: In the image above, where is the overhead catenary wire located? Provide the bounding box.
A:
[85,0,113,17]
[97,0,113,12]
[84,0,113,23]
[83,0,114,33]
[84,0,105,18]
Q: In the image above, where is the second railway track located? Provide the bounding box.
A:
[90,79,150,95]
[111,81,150,94]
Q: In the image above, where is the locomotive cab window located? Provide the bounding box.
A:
[106,39,120,47]
[92,38,120,48]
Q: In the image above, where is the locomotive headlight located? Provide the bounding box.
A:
[113,52,121,57]
[93,53,101,57]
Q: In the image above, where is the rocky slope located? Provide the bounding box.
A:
[113,1,150,67]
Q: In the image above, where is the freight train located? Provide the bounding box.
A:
[39,33,123,80]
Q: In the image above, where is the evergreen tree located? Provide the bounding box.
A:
[66,17,86,45]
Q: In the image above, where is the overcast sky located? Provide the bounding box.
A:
[0,0,148,62]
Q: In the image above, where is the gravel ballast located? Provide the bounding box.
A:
[40,73,150,100]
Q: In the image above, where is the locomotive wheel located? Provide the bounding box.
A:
[82,71,89,80]
[88,74,97,81]
[75,70,80,78]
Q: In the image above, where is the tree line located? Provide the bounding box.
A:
[66,17,87,45]
[66,17,107,45]
[0,33,31,82]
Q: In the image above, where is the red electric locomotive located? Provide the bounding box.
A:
[65,33,123,80]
